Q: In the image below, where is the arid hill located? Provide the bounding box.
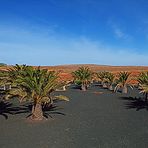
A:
[1,64,148,73]
[39,64,148,73]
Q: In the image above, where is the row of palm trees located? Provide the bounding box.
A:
[0,65,148,121]
[72,67,93,91]
[96,71,133,93]
[72,67,148,101]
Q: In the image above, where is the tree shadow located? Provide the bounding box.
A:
[92,83,102,87]
[101,87,109,90]
[43,104,65,118]
[0,101,65,120]
[0,101,21,119]
[71,85,81,90]
[15,103,66,119]
[120,97,148,111]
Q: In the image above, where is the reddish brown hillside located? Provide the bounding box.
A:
[1,64,148,73]
[39,64,148,73]
[0,64,148,84]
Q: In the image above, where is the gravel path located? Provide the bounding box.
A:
[0,85,148,148]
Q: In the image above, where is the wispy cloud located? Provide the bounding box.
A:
[108,20,131,40]
[114,27,126,38]
[140,18,148,40]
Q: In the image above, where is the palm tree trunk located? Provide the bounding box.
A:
[3,85,6,90]
[63,85,66,91]
[9,85,11,90]
[103,83,108,88]
[122,86,128,94]
[114,86,118,92]
[109,84,113,91]
[101,81,104,86]
[81,84,86,91]
[31,103,44,120]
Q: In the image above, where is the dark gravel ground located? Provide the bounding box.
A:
[0,84,148,148]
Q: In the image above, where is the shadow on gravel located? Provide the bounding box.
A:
[43,104,65,118]
[120,97,148,111]
[0,101,18,119]
[0,101,65,120]
[71,85,81,90]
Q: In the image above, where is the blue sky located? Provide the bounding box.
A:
[0,0,148,66]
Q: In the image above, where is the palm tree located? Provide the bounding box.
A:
[96,71,109,88]
[137,72,148,102]
[114,71,132,93]
[6,65,69,120]
[106,72,115,91]
[72,67,93,91]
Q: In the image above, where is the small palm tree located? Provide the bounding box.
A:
[137,72,148,102]
[96,71,109,88]
[72,67,93,91]
[114,71,132,93]
[6,65,69,120]
[106,72,115,91]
